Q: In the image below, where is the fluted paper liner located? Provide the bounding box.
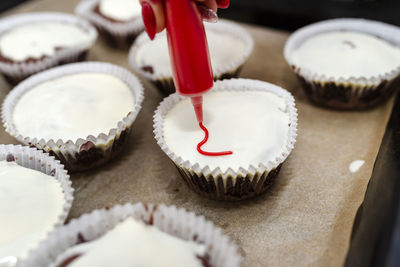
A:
[284,18,400,110]
[129,19,254,94]
[75,0,144,48]
[153,79,298,200]
[2,62,144,172]
[20,203,241,267]
[0,12,97,84]
[0,144,73,263]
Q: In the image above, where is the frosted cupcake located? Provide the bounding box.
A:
[154,79,297,200]
[21,203,241,267]
[0,144,73,265]
[130,20,254,94]
[0,12,97,84]
[76,0,144,48]
[2,62,144,172]
[284,18,400,109]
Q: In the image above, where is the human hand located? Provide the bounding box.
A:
[139,0,230,40]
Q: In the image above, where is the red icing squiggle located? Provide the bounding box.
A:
[197,122,233,156]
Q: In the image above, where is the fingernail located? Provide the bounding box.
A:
[216,0,230,9]
[141,2,156,40]
[198,4,218,23]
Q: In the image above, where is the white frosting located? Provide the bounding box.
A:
[99,0,141,21]
[291,31,400,79]
[163,91,290,171]
[13,73,134,142]
[0,21,92,61]
[135,28,247,76]
[349,160,365,173]
[0,161,64,260]
[52,218,207,267]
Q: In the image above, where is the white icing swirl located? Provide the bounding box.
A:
[13,73,135,142]
[52,218,207,267]
[99,0,142,21]
[291,31,400,79]
[0,161,64,260]
[0,21,92,62]
[163,91,290,172]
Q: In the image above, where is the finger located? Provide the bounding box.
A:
[201,0,218,12]
[197,4,218,23]
[140,0,165,40]
[216,0,230,9]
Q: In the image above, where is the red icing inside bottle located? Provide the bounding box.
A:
[197,122,233,156]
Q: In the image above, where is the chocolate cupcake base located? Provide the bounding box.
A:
[284,18,400,110]
[296,72,400,110]
[21,203,241,267]
[2,62,144,172]
[176,163,282,201]
[97,27,140,50]
[0,144,73,261]
[33,127,132,172]
[2,50,89,85]
[153,79,298,201]
[0,12,97,85]
[76,0,144,50]
[129,20,253,95]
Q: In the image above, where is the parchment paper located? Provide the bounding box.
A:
[0,1,394,266]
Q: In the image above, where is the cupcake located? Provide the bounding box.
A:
[21,203,241,267]
[75,0,144,49]
[284,18,400,110]
[153,79,297,201]
[0,144,73,264]
[0,12,97,84]
[2,62,144,172]
[129,20,254,95]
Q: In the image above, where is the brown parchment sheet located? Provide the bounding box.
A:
[0,1,395,266]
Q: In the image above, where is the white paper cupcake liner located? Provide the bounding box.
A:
[75,0,144,48]
[0,144,73,263]
[20,202,241,267]
[0,12,97,84]
[129,19,254,94]
[1,62,144,172]
[284,18,400,109]
[153,78,298,200]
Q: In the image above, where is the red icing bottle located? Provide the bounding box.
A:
[164,0,232,156]
[164,0,213,122]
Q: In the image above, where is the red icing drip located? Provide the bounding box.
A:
[197,122,233,156]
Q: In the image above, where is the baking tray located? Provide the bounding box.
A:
[0,0,398,266]
[345,92,400,267]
